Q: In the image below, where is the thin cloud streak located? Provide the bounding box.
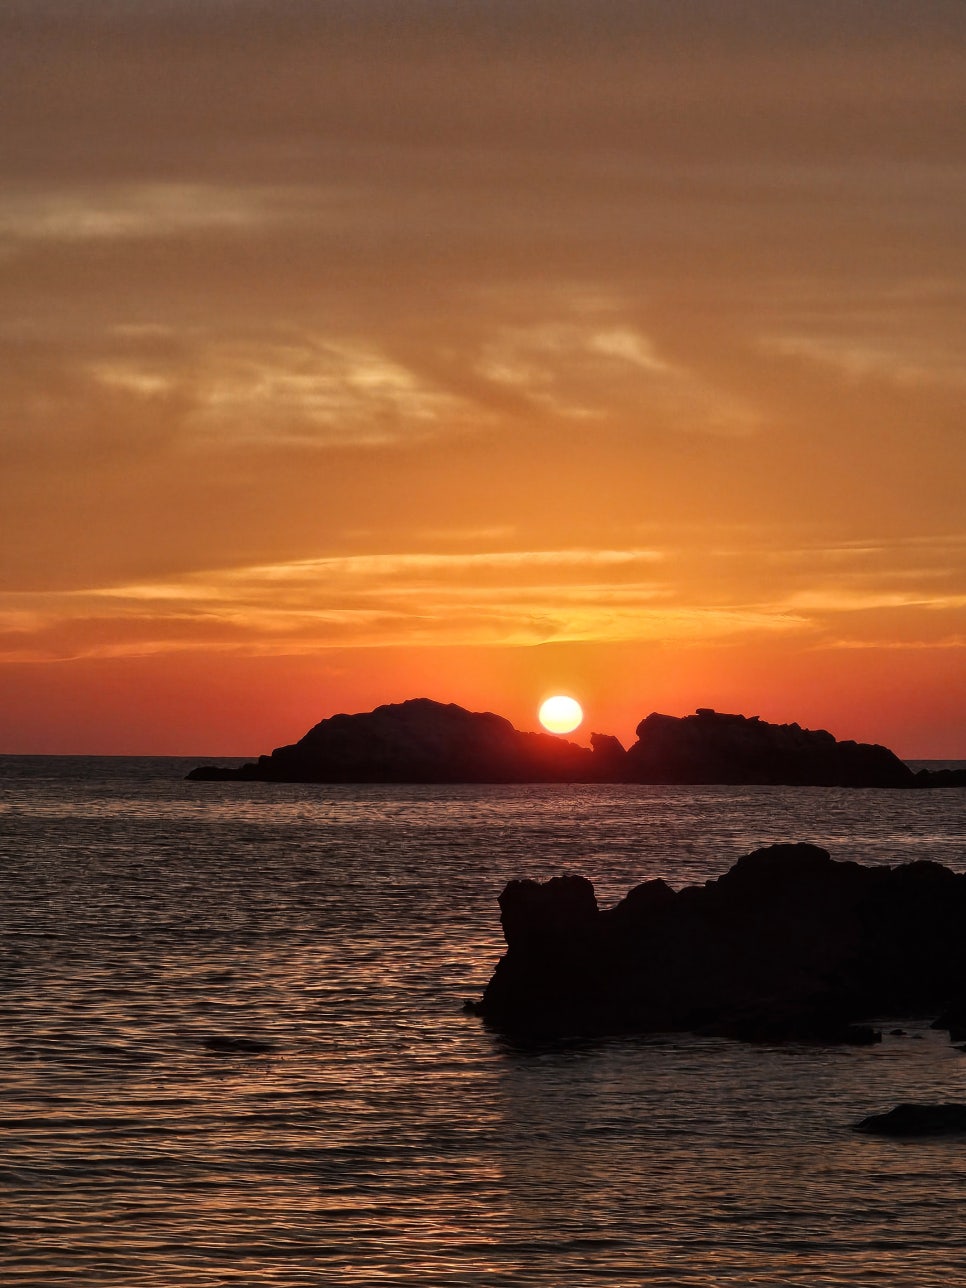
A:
[0,183,309,242]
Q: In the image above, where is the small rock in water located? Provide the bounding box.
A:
[201,1034,276,1056]
[854,1103,966,1136]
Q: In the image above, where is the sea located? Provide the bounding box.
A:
[2,755,966,1288]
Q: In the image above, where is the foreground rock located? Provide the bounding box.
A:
[475,844,966,1043]
[188,699,960,786]
[854,1104,966,1136]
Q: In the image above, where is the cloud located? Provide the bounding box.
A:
[0,541,812,662]
[825,635,966,651]
[182,337,469,447]
[762,332,966,388]
[4,526,964,668]
[0,328,473,458]
[0,184,295,243]
[477,320,758,433]
[783,589,966,613]
[221,547,666,580]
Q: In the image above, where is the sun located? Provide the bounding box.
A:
[538,695,584,734]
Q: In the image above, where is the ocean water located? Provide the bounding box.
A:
[2,756,966,1287]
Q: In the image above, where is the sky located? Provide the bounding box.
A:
[1,0,964,756]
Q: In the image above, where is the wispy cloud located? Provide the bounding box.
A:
[217,547,667,582]
[762,332,966,388]
[76,334,474,448]
[0,184,310,243]
[477,321,757,433]
[825,636,966,651]
[783,589,966,613]
[185,339,465,446]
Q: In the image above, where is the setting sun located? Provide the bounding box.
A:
[538,695,584,734]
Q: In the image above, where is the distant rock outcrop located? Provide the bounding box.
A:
[187,698,962,787]
[474,844,966,1043]
[188,698,601,784]
[625,709,915,787]
[913,766,966,789]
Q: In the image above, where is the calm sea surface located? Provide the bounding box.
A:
[2,756,965,1287]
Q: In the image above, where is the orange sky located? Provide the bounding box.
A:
[1,2,964,756]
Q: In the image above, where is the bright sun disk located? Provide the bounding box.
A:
[538,694,583,734]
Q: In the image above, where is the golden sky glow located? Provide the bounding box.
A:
[1,2,964,755]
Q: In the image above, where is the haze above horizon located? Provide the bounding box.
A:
[1,2,963,757]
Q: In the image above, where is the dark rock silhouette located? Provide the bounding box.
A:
[201,1034,276,1056]
[189,698,598,783]
[588,732,628,776]
[474,844,966,1043]
[931,1006,966,1043]
[854,1104,966,1136]
[187,699,959,786]
[625,709,913,787]
[914,765,966,789]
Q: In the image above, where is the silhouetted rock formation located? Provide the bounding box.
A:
[475,844,966,1043]
[187,699,961,787]
[854,1104,966,1136]
[625,709,914,787]
[189,698,600,784]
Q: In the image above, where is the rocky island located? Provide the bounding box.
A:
[474,843,966,1045]
[187,698,963,787]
